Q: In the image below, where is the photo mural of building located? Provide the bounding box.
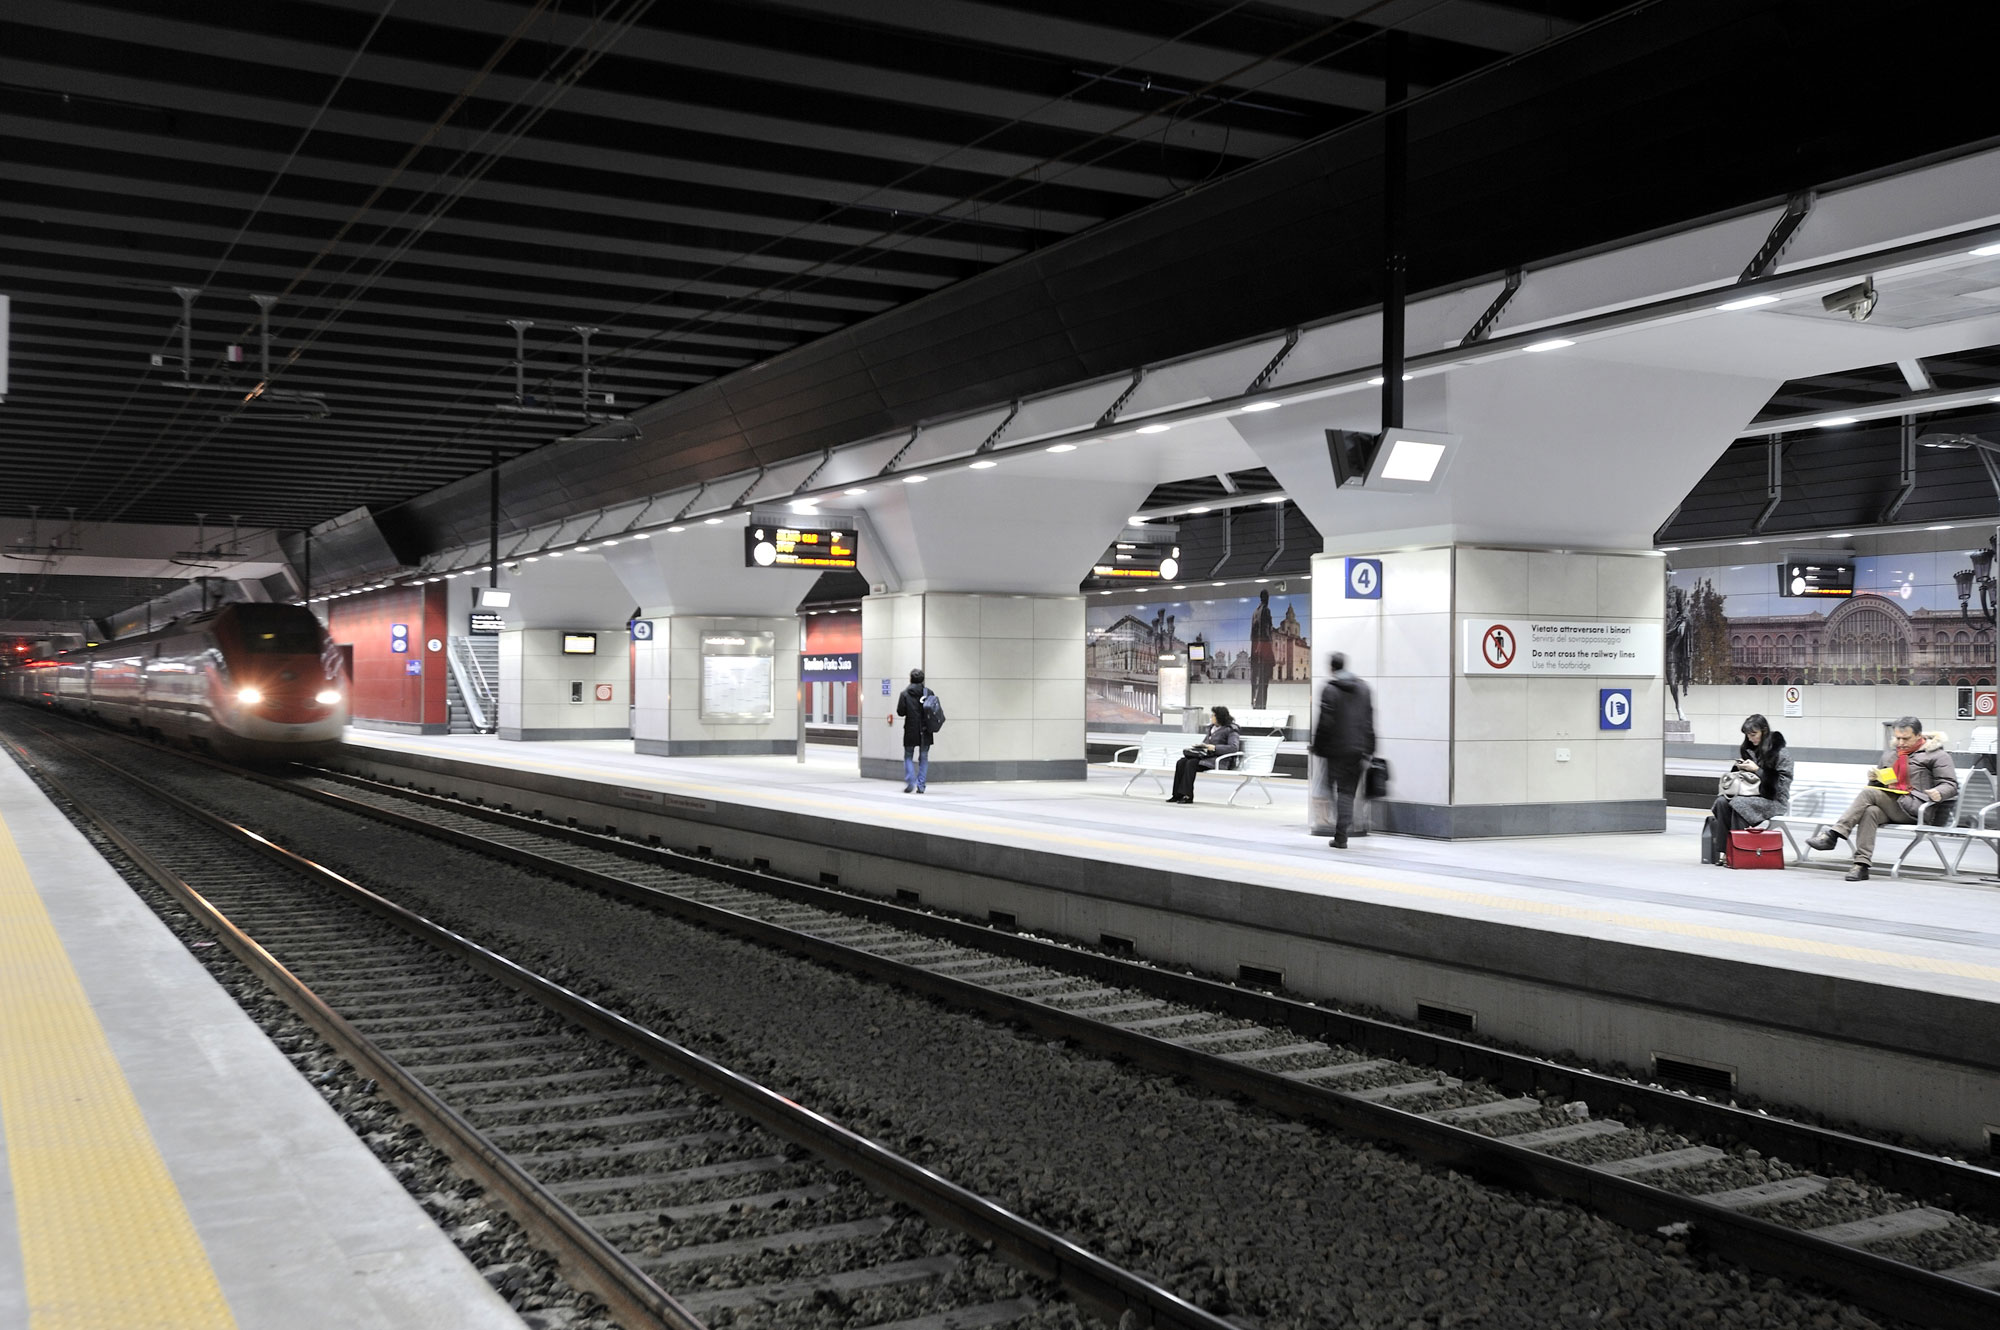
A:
[1085,589,1310,724]
[1672,553,1995,689]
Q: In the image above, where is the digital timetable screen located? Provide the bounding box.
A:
[745,526,858,570]
[1778,559,1856,598]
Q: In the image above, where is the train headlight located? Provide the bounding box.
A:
[237,687,264,705]
[315,688,342,705]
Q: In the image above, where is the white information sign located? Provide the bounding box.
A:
[1460,619,1661,677]
[699,630,776,721]
[1783,684,1804,718]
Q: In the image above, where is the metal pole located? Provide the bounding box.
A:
[1381,29,1408,433]
[489,448,500,590]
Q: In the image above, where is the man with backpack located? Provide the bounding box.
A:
[889,667,944,792]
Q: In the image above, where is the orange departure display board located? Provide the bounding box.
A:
[746,525,859,570]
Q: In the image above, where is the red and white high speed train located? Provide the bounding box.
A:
[2,602,348,761]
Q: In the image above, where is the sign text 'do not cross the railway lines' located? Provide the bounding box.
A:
[1461,619,1662,677]
[746,525,858,571]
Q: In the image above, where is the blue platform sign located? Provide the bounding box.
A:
[1599,687,1632,731]
[405,659,423,676]
[390,622,409,653]
[1345,557,1383,599]
[630,619,654,641]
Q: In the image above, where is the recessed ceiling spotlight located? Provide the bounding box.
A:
[1738,539,1762,546]
[1211,581,1225,587]
[1046,443,1078,453]
[600,538,619,546]
[1525,338,1576,352]
[1241,401,1282,412]
[1716,294,1781,311]
[525,556,540,562]
[667,525,686,533]
[574,544,592,552]
[1928,524,1955,531]
[903,474,927,483]
[1136,424,1171,435]
[1825,533,1853,538]
[1815,417,1860,427]
[1261,495,1285,504]
[844,487,868,496]
[548,551,565,558]
[968,460,997,469]
[703,517,724,525]
[1187,506,1210,513]
[1128,515,1146,524]
[1973,243,2000,257]
[631,533,650,540]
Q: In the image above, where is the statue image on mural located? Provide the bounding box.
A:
[1664,580,1694,720]
[1249,589,1275,710]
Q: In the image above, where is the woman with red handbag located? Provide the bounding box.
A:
[1705,715,1792,866]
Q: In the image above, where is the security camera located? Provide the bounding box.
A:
[1821,278,1877,322]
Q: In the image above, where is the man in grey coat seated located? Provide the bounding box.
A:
[1806,715,1959,882]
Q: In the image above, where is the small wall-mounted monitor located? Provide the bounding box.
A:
[476,587,512,608]
[1188,642,1207,662]
[561,632,597,655]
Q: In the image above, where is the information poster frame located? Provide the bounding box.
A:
[699,629,777,722]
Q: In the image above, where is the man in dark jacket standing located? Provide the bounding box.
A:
[889,667,936,793]
[1311,652,1375,849]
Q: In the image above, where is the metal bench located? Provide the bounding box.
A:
[1105,730,1184,797]
[1764,759,1995,879]
[1220,735,1288,806]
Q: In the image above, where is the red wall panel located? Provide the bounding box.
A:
[328,585,449,728]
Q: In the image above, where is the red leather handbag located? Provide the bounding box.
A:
[1725,830,1785,869]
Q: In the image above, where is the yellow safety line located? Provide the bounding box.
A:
[362,738,2000,989]
[0,811,236,1329]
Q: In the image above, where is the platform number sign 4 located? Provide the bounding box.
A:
[1599,687,1632,731]
[630,619,654,641]
[1346,557,1383,599]
[390,622,409,653]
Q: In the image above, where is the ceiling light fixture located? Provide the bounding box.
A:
[903,474,927,483]
[632,533,650,540]
[704,517,724,525]
[667,525,685,533]
[1046,443,1077,453]
[1136,424,1170,435]
[1815,417,1860,427]
[1261,495,1286,504]
[1716,293,1780,311]
[1525,338,1576,352]
[1241,401,1282,412]
[1188,506,1210,513]
[844,487,868,496]
[968,459,998,469]
[1973,243,2000,257]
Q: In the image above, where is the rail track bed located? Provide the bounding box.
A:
[10,708,2000,1329]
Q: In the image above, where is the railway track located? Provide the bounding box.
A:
[13,710,2000,1328]
[2,718,1226,1330]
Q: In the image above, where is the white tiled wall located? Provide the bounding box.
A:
[1451,548,1664,805]
[630,616,798,748]
[1309,547,1667,808]
[498,629,629,736]
[1310,546,1453,804]
[860,591,1084,770]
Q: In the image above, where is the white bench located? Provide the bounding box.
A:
[1104,730,1295,806]
[1227,708,1289,736]
[1761,759,1999,879]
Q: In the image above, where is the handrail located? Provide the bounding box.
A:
[446,636,496,731]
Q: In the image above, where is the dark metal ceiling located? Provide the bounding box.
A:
[1751,346,2000,426]
[0,0,1612,533]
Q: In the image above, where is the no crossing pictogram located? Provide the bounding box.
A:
[1481,624,1517,669]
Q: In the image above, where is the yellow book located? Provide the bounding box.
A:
[1870,766,1905,790]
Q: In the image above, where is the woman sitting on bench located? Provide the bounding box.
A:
[1708,713,1792,865]
[1169,706,1241,804]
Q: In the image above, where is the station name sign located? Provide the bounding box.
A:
[1461,619,1662,677]
[746,525,858,570]
[468,611,505,636]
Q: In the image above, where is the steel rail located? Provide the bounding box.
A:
[2,737,708,1330]
[304,758,2000,1219]
[241,759,2000,1330]
[10,723,1234,1330]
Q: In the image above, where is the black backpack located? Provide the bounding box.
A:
[921,688,946,733]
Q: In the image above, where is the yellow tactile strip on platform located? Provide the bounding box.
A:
[0,811,236,1329]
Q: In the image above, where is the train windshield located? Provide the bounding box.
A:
[235,611,324,654]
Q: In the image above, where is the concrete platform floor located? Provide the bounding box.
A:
[343,731,2000,1012]
[0,748,525,1329]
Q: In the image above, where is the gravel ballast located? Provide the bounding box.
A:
[103,760,1934,1330]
